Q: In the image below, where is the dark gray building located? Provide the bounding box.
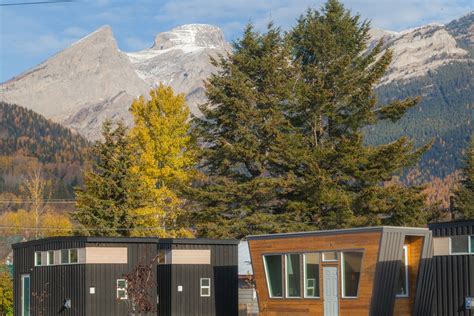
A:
[430,219,474,316]
[13,237,238,316]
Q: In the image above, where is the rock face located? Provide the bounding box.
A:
[0,24,229,140]
[0,15,472,140]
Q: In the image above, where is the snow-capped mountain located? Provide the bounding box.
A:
[0,24,229,140]
[0,15,472,141]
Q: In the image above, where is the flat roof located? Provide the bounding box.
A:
[12,236,239,249]
[428,219,474,228]
[246,226,429,240]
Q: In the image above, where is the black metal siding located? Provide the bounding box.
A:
[13,240,86,316]
[84,242,157,316]
[429,220,474,316]
[164,243,238,316]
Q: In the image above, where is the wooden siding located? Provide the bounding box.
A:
[393,235,424,316]
[248,231,382,316]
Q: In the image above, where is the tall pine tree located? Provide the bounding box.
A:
[453,137,474,218]
[189,24,302,238]
[190,0,432,238]
[287,0,430,228]
[74,121,152,236]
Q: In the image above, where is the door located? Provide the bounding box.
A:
[21,274,30,316]
[323,267,338,316]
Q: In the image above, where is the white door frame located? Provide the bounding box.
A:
[323,266,339,316]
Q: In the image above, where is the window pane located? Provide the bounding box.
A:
[47,251,54,265]
[342,252,363,297]
[117,289,127,299]
[201,278,210,287]
[263,255,283,297]
[396,246,408,296]
[35,252,42,266]
[61,249,69,264]
[286,254,301,297]
[451,236,468,253]
[117,280,126,288]
[70,249,78,263]
[157,250,166,264]
[323,252,337,261]
[201,288,210,297]
[471,236,474,253]
[304,253,320,297]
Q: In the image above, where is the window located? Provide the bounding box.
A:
[341,252,363,298]
[322,252,338,262]
[200,278,211,297]
[157,250,166,264]
[396,245,409,297]
[21,274,30,316]
[34,252,42,266]
[304,253,320,298]
[116,279,127,300]
[471,236,474,253]
[61,249,69,264]
[451,235,469,254]
[47,251,54,265]
[263,255,283,298]
[285,254,301,298]
[69,249,78,263]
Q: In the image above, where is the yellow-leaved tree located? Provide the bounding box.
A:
[129,85,196,237]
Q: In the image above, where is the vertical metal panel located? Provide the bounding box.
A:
[370,229,405,316]
[13,240,86,316]
[429,220,474,316]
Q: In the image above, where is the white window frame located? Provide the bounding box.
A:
[449,235,472,255]
[262,254,283,298]
[341,252,364,298]
[47,250,54,265]
[303,253,320,299]
[200,278,211,297]
[396,245,409,298]
[34,252,42,267]
[285,254,301,298]
[116,279,128,300]
[322,251,338,262]
[21,274,30,316]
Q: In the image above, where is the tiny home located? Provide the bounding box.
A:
[247,226,433,316]
[13,236,238,316]
[429,219,474,316]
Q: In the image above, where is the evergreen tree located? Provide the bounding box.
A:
[284,0,430,228]
[191,0,432,238]
[73,121,151,236]
[129,85,195,237]
[453,137,474,218]
[188,24,304,238]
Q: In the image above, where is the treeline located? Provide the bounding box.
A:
[0,102,89,163]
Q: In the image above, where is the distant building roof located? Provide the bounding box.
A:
[238,240,253,276]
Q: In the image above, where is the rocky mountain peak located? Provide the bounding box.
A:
[152,24,227,50]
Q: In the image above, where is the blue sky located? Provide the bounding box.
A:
[0,0,472,82]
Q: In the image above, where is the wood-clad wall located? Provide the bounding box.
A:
[393,235,424,316]
[248,231,382,316]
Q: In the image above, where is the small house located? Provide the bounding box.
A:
[247,226,433,316]
[13,236,238,316]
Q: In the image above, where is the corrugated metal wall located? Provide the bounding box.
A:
[162,242,238,316]
[13,240,86,316]
[430,221,474,316]
[370,228,434,316]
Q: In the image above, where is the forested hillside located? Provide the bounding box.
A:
[0,102,89,200]
[366,13,474,182]
[0,102,88,163]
